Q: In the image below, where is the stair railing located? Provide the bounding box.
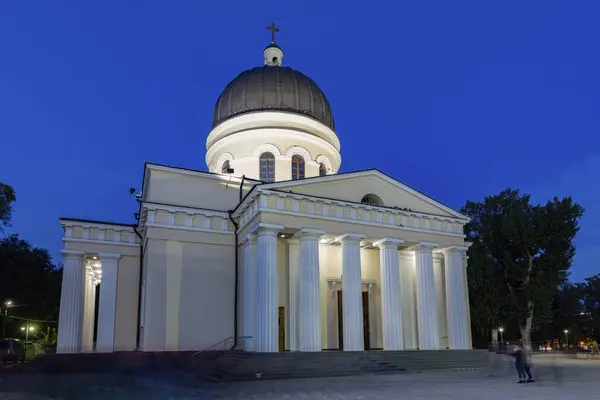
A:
[192,336,252,361]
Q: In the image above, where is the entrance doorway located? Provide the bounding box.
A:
[337,291,370,350]
[278,306,285,352]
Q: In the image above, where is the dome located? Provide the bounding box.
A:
[212,66,335,130]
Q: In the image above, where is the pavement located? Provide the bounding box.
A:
[0,353,598,399]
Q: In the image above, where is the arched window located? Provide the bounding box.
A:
[361,194,383,206]
[291,155,305,180]
[319,163,327,176]
[260,152,275,182]
[221,160,231,174]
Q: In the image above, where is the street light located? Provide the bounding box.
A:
[2,300,13,338]
[564,330,569,348]
[21,323,35,343]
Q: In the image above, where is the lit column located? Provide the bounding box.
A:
[399,251,417,349]
[82,268,96,352]
[433,252,448,349]
[255,223,283,352]
[444,247,470,349]
[287,238,300,351]
[374,238,405,350]
[411,242,439,350]
[96,253,121,353]
[57,250,86,353]
[242,234,258,351]
[298,229,325,352]
[338,233,366,351]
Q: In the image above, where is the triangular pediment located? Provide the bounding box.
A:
[260,170,468,220]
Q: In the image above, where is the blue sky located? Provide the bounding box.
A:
[1,1,598,282]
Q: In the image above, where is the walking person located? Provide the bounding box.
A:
[512,342,534,383]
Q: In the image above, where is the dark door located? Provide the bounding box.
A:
[337,291,370,350]
[278,306,285,352]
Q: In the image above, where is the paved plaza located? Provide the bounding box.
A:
[0,354,598,399]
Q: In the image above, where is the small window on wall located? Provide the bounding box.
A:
[319,163,327,176]
[291,155,305,180]
[361,194,383,206]
[221,160,231,174]
[260,152,275,182]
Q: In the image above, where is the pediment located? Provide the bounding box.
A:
[260,170,468,220]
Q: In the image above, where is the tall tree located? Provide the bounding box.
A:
[462,189,583,348]
[0,235,62,337]
[0,183,16,232]
[581,274,600,341]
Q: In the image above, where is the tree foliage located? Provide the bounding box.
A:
[0,234,62,337]
[462,189,583,346]
[0,183,16,231]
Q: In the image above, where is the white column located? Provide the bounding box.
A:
[96,253,121,353]
[82,269,95,352]
[374,238,405,350]
[287,238,300,351]
[433,252,448,349]
[242,234,257,351]
[444,247,470,349]
[255,223,282,352]
[57,250,86,353]
[411,243,439,350]
[338,233,366,351]
[399,251,417,349]
[298,229,324,352]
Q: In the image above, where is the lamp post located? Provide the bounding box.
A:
[2,300,12,338]
[20,323,34,343]
[499,327,505,350]
[564,330,569,349]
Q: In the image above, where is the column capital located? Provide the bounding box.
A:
[240,233,257,246]
[398,250,415,260]
[373,238,405,249]
[433,252,444,262]
[61,249,85,258]
[439,245,469,255]
[99,253,121,261]
[336,233,366,244]
[297,228,325,239]
[252,223,284,235]
[407,241,439,252]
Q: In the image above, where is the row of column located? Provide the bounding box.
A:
[57,250,121,353]
[240,226,470,352]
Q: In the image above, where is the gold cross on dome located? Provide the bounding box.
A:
[266,22,279,42]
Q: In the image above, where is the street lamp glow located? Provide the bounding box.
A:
[564,329,568,333]
[28,326,34,332]
[499,327,504,333]
[5,300,12,306]
[20,327,25,331]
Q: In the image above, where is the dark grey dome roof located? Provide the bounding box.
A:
[212,66,335,130]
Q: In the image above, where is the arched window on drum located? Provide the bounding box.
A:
[260,152,275,182]
[319,163,327,176]
[291,155,305,180]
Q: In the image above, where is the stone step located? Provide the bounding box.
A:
[197,350,490,381]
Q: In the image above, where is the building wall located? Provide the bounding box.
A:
[144,167,256,211]
[114,255,140,351]
[141,234,235,351]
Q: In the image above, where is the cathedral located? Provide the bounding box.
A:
[57,27,473,354]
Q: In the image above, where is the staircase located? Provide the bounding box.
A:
[197,350,490,382]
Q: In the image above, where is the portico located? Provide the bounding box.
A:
[235,177,473,352]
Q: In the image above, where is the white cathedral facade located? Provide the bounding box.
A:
[57,35,473,354]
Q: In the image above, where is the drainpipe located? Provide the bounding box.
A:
[133,226,144,350]
[228,174,245,350]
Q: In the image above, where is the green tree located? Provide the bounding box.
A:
[0,235,62,337]
[581,274,600,341]
[462,189,583,348]
[0,183,16,232]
